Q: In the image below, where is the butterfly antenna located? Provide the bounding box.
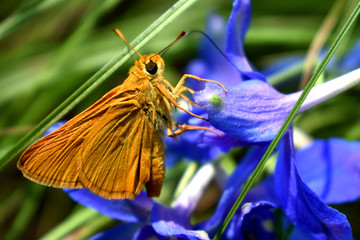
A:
[157,31,187,56]
[113,29,142,58]
[188,30,239,72]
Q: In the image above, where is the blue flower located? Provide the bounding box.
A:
[165,0,360,167]
[164,0,260,163]
[187,0,360,146]
[65,190,153,223]
[193,132,358,239]
[174,0,359,238]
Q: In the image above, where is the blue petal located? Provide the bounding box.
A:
[296,138,360,204]
[226,0,252,72]
[151,203,210,240]
[165,131,224,163]
[226,0,266,81]
[197,144,269,236]
[43,121,66,135]
[194,66,360,144]
[89,223,143,240]
[240,202,276,240]
[193,80,295,143]
[165,109,222,163]
[65,189,153,222]
[187,1,266,89]
[275,130,352,240]
[218,201,276,240]
[165,108,238,163]
[245,175,279,206]
[134,225,167,240]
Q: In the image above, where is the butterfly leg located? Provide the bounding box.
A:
[167,123,221,137]
[162,80,200,110]
[172,74,227,96]
[154,83,208,121]
[171,86,203,109]
[172,85,194,97]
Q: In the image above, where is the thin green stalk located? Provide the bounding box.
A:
[299,0,345,89]
[0,0,200,169]
[214,1,360,239]
[77,215,114,239]
[40,207,100,240]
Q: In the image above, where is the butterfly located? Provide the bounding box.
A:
[17,29,226,200]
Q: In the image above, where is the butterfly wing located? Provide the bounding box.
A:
[18,85,165,199]
[78,101,165,199]
[17,86,127,188]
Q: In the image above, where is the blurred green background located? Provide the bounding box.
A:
[0,0,359,239]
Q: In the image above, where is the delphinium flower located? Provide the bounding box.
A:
[202,130,358,239]
[187,0,360,145]
[45,0,360,239]
[182,0,359,239]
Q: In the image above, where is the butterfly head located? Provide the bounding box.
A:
[138,54,165,77]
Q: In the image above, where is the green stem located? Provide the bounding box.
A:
[214,1,360,239]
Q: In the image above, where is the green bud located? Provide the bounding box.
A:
[209,94,222,108]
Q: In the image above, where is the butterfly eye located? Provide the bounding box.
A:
[145,61,158,75]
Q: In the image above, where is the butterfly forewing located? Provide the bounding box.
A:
[18,84,164,199]
[17,122,88,188]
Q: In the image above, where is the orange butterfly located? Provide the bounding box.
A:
[17,29,226,200]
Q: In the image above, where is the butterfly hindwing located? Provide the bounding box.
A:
[79,102,156,199]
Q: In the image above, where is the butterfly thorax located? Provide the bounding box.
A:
[125,54,175,135]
